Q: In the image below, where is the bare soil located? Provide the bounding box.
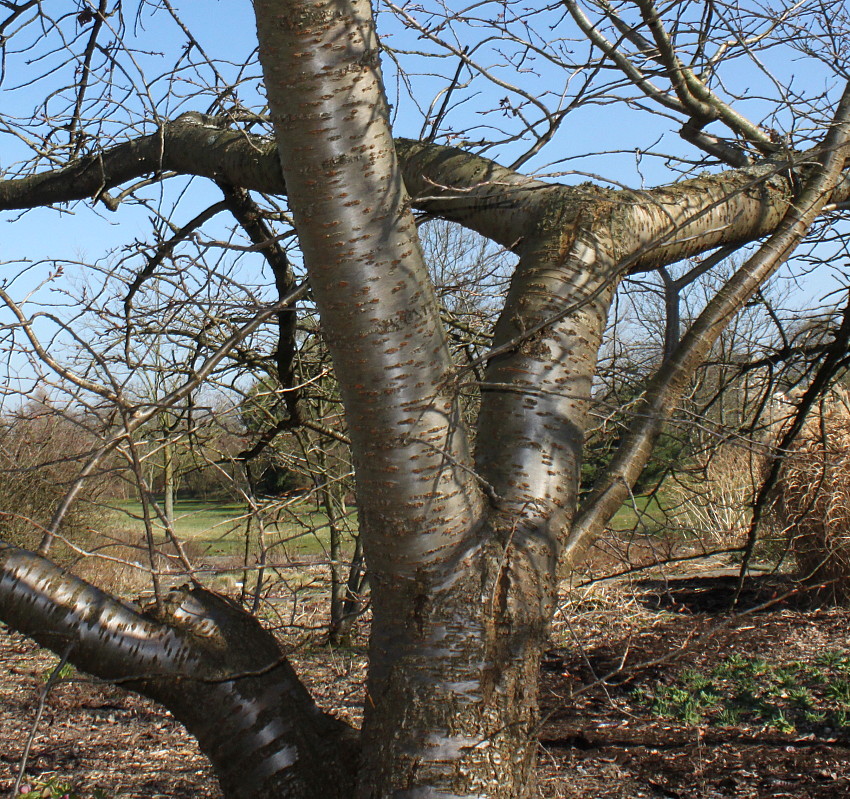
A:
[2,572,850,798]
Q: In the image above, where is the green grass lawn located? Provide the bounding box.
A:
[110,485,682,561]
[607,490,672,535]
[109,498,357,557]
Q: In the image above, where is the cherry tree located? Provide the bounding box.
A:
[1,1,850,797]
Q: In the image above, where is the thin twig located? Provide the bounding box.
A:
[11,643,74,799]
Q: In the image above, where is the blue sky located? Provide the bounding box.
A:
[3,2,843,256]
[1,0,848,380]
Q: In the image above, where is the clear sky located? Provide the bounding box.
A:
[1,0,848,388]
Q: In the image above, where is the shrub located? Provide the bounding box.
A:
[670,444,763,548]
[0,398,105,553]
[771,388,850,604]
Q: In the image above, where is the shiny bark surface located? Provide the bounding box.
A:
[251,1,555,796]
[0,543,357,799]
[252,1,519,796]
[0,3,849,798]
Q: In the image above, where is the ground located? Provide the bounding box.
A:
[540,574,850,798]
[2,569,850,798]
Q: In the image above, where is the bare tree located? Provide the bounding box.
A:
[2,1,850,797]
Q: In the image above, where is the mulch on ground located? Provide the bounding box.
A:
[2,573,850,798]
[0,631,221,798]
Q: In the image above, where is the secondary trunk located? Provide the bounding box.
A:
[0,542,358,799]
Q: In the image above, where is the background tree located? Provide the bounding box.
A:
[1,1,850,798]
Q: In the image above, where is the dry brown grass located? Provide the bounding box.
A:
[670,444,764,549]
[772,387,850,604]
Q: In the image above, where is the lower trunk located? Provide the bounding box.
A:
[357,539,547,799]
[1,537,553,799]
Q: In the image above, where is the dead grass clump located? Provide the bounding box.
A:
[72,531,154,594]
[671,444,764,549]
[772,388,850,604]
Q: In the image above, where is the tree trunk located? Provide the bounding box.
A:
[252,1,553,795]
[2,5,849,799]
[163,434,174,526]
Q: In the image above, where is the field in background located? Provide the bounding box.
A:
[107,498,358,559]
[105,484,741,571]
[607,492,670,535]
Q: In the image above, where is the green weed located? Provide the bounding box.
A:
[766,710,795,734]
[831,707,850,728]
[787,686,814,708]
[41,662,74,683]
[715,706,741,726]
[827,679,850,706]
[638,651,850,734]
[16,775,110,799]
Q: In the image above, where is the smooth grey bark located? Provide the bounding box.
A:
[251,3,536,797]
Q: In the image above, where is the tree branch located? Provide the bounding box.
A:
[0,541,358,799]
[0,114,539,249]
[564,80,850,572]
